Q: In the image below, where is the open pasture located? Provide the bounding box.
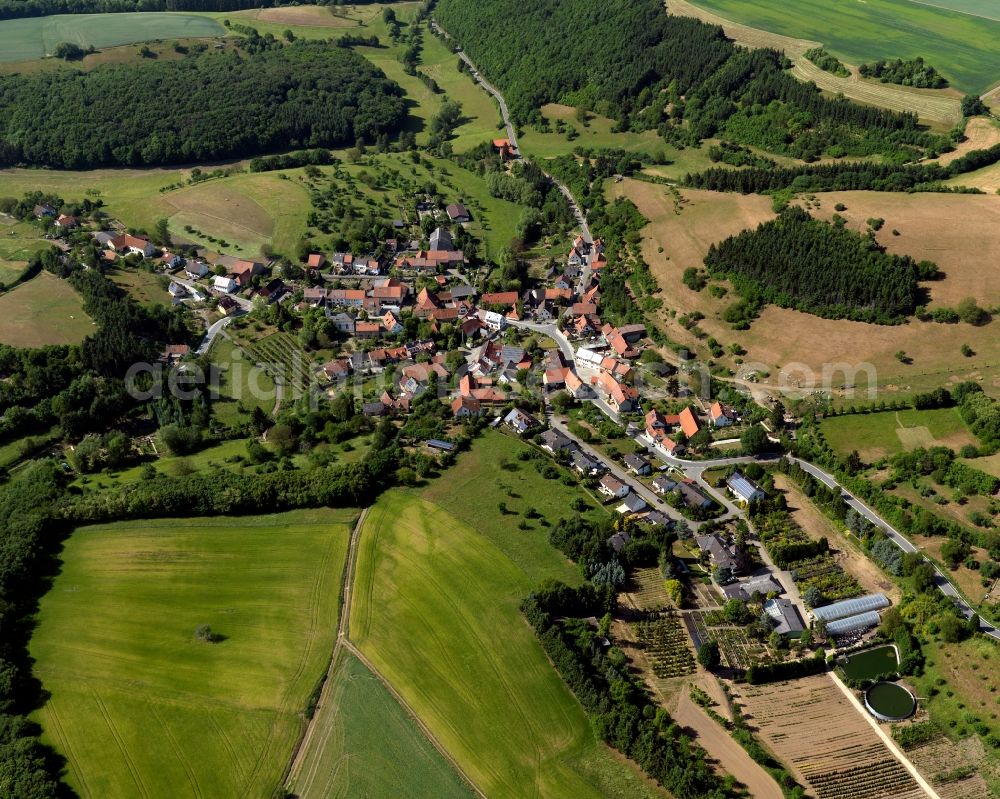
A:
[0,271,93,347]
[419,428,605,583]
[350,488,664,799]
[668,0,963,127]
[820,408,976,461]
[679,0,1000,95]
[736,675,924,799]
[289,652,473,799]
[0,217,48,276]
[519,104,666,161]
[30,509,354,799]
[163,171,310,257]
[0,12,225,63]
[618,179,1000,397]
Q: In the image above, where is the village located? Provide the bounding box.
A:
[23,149,901,661]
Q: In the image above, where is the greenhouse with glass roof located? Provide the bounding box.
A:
[812,593,890,623]
[825,611,883,637]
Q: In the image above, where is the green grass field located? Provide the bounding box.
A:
[419,428,606,583]
[0,271,94,347]
[289,651,474,799]
[519,104,666,162]
[685,0,1000,93]
[909,0,1000,22]
[108,267,171,307]
[0,12,225,62]
[350,491,665,799]
[819,407,976,461]
[0,217,48,277]
[163,171,311,257]
[31,509,355,799]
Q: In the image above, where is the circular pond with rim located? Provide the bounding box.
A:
[864,681,915,721]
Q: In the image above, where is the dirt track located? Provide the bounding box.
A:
[672,693,784,799]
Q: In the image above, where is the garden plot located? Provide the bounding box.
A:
[623,567,673,611]
[736,675,925,799]
[905,734,993,799]
[686,610,768,670]
[632,615,695,679]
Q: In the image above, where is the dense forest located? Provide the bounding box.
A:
[704,206,925,324]
[859,57,948,89]
[434,0,948,160]
[0,42,406,168]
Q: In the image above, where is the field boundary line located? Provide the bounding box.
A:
[343,639,488,799]
[827,672,942,799]
[282,507,366,789]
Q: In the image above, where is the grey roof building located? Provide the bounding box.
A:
[764,598,806,636]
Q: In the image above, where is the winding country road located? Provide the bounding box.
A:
[435,5,999,652]
[432,20,592,248]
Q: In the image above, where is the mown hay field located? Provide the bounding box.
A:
[31,510,354,799]
[0,271,94,346]
[819,407,976,461]
[617,178,1000,398]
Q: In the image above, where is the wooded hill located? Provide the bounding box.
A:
[434,0,948,160]
[704,206,924,324]
[0,41,406,168]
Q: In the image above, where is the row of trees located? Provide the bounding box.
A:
[686,141,1000,194]
[704,206,924,324]
[0,41,406,168]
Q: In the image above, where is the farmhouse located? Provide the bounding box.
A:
[184,261,209,279]
[599,474,629,499]
[230,260,265,287]
[598,372,638,413]
[480,291,519,308]
[54,214,78,229]
[108,233,156,258]
[727,472,766,506]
